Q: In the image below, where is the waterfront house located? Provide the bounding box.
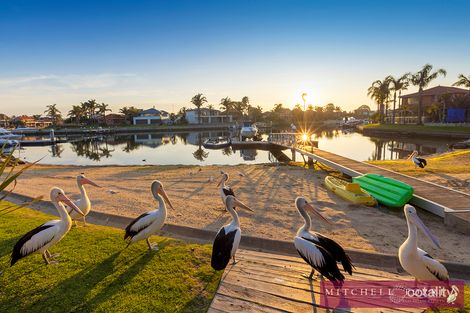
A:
[185,108,232,124]
[103,113,126,125]
[132,107,169,125]
[400,86,469,123]
[0,114,10,128]
[11,115,53,128]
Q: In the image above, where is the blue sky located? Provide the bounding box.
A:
[1,0,469,115]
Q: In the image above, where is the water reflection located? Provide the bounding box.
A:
[14,130,458,165]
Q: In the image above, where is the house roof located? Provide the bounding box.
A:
[139,108,161,115]
[401,86,468,98]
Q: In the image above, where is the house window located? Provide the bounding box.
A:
[135,119,147,125]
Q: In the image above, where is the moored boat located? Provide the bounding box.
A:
[324,176,377,206]
[203,137,231,149]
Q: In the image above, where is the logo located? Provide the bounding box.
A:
[320,280,464,309]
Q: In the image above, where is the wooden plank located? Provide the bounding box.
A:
[210,294,287,313]
[217,282,327,313]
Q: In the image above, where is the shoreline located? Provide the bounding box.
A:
[7,162,470,264]
[358,124,470,139]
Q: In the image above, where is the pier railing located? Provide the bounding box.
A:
[268,132,318,150]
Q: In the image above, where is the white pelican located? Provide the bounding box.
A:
[294,197,354,281]
[11,188,84,266]
[398,204,449,281]
[66,174,100,226]
[211,195,253,270]
[408,150,427,168]
[124,180,174,251]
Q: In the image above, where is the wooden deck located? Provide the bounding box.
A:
[208,249,422,313]
[290,145,470,234]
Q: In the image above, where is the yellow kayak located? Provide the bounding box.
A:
[324,176,377,206]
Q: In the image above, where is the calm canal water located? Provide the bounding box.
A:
[14,129,457,166]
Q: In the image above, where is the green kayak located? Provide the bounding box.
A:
[352,173,413,208]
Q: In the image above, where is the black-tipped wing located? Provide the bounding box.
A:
[124,212,152,240]
[418,248,449,281]
[11,224,55,266]
[222,187,235,197]
[294,236,344,282]
[211,227,237,271]
[312,233,354,275]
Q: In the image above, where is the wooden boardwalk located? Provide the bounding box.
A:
[290,145,470,234]
[208,249,422,313]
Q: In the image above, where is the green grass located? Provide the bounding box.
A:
[368,150,470,175]
[0,202,222,313]
[361,123,470,134]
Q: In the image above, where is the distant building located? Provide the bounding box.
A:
[133,107,169,125]
[185,108,232,124]
[104,113,126,125]
[0,114,10,128]
[400,86,468,108]
[11,115,53,128]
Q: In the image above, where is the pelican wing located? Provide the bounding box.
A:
[124,211,156,240]
[294,236,344,281]
[211,226,238,271]
[222,187,235,197]
[314,233,354,275]
[11,221,58,266]
[418,248,449,281]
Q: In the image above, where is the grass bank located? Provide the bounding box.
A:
[368,150,470,176]
[361,123,470,134]
[0,202,221,313]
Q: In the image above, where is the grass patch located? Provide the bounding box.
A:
[362,123,470,134]
[367,150,470,176]
[0,202,221,312]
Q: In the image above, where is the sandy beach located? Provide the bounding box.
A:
[9,162,470,264]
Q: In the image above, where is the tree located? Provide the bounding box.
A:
[411,64,447,125]
[367,78,391,123]
[452,74,470,91]
[97,103,111,124]
[191,93,207,124]
[387,73,410,124]
[247,105,263,122]
[68,105,84,124]
[219,97,232,113]
[119,106,141,124]
[232,100,248,118]
[44,104,62,125]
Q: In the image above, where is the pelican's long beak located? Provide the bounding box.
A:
[216,176,224,187]
[412,213,441,248]
[233,198,254,212]
[158,187,174,210]
[305,203,332,224]
[82,177,101,188]
[57,194,85,216]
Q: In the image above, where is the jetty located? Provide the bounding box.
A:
[270,133,470,234]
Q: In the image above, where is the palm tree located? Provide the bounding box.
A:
[387,73,410,124]
[44,104,62,125]
[367,78,391,123]
[452,74,470,91]
[411,64,447,125]
[219,97,232,113]
[119,106,141,124]
[191,93,207,124]
[97,103,112,124]
[68,105,84,124]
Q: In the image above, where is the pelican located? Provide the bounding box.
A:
[66,174,100,226]
[11,188,84,266]
[294,197,354,282]
[211,195,253,271]
[217,171,235,205]
[408,150,427,168]
[398,204,449,281]
[124,180,174,251]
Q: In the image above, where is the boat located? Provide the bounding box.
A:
[0,128,22,140]
[0,139,20,148]
[324,176,377,206]
[240,122,258,139]
[352,173,414,208]
[203,137,231,149]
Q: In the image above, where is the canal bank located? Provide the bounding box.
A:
[358,124,470,139]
